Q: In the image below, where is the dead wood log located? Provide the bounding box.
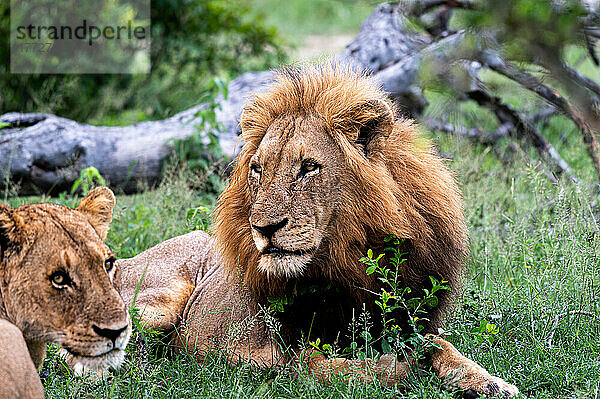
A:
[0,71,274,195]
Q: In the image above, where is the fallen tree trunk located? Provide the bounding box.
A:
[0,71,274,195]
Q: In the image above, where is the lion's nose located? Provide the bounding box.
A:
[252,218,288,240]
[92,324,127,345]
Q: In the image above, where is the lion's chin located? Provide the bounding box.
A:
[258,253,310,278]
[60,347,127,376]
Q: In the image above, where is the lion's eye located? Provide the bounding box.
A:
[250,163,262,178]
[105,256,116,273]
[299,160,320,178]
[50,271,72,289]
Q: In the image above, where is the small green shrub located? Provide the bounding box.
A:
[185,206,211,233]
[300,237,452,364]
[359,236,450,360]
[70,167,107,195]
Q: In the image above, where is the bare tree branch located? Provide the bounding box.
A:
[480,51,600,180]
[562,62,600,98]
[423,117,509,144]
[466,87,577,182]
[528,107,558,124]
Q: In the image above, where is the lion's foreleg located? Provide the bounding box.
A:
[118,231,214,331]
[304,351,410,386]
[428,335,519,397]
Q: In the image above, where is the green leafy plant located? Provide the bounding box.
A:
[70,166,107,195]
[460,289,501,345]
[267,294,295,313]
[185,206,212,232]
[308,337,333,356]
[170,77,228,195]
[360,235,450,358]
[291,237,451,363]
[470,319,500,345]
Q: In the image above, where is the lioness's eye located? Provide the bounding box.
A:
[50,271,72,289]
[105,256,116,273]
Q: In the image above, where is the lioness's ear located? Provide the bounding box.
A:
[76,187,115,241]
[0,204,25,261]
[351,99,394,155]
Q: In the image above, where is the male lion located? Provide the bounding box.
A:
[119,66,519,397]
[0,187,131,398]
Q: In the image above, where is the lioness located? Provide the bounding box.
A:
[0,187,131,398]
[119,66,518,397]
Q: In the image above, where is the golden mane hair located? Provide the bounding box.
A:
[214,65,468,330]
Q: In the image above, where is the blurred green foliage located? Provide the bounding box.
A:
[9,0,150,74]
[70,166,107,195]
[459,0,588,62]
[169,77,228,196]
[0,0,285,124]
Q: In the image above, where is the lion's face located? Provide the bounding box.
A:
[0,187,131,372]
[247,114,346,278]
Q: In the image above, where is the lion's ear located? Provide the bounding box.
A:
[0,204,25,261]
[351,99,394,155]
[76,187,115,241]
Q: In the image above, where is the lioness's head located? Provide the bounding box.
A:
[216,66,467,303]
[0,187,131,371]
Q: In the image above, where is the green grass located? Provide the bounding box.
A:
[4,2,600,398]
[248,0,374,46]
[5,118,600,397]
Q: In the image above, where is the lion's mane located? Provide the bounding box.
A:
[214,66,468,332]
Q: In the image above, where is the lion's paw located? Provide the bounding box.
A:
[462,377,519,398]
[444,364,519,398]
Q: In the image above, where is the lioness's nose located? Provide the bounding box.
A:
[252,218,288,239]
[92,324,127,345]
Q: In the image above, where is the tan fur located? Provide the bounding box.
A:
[0,319,44,398]
[119,231,213,331]
[0,187,131,398]
[120,66,518,397]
